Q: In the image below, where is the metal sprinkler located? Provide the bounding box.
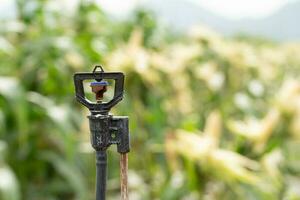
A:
[74,65,130,200]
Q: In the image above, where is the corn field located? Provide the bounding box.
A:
[0,1,300,200]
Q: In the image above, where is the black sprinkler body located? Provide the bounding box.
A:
[74,65,130,200]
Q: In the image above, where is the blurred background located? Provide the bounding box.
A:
[0,0,300,199]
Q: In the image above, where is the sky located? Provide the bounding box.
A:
[98,0,294,19]
[0,0,296,20]
[191,0,293,19]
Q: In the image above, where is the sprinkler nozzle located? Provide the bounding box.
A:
[90,81,109,102]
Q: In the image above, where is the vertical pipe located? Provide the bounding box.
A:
[120,153,128,200]
[96,150,107,200]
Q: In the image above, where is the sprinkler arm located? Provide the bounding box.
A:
[73,68,124,114]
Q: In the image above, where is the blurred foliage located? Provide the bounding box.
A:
[1,0,300,199]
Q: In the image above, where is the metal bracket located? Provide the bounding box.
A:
[88,115,130,153]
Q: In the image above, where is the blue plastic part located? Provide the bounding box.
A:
[90,81,109,86]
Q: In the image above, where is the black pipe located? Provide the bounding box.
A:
[96,150,107,200]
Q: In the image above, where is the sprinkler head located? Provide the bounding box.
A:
[74,66,130,200]
[74,65,124,113]
[90,80,109,102]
